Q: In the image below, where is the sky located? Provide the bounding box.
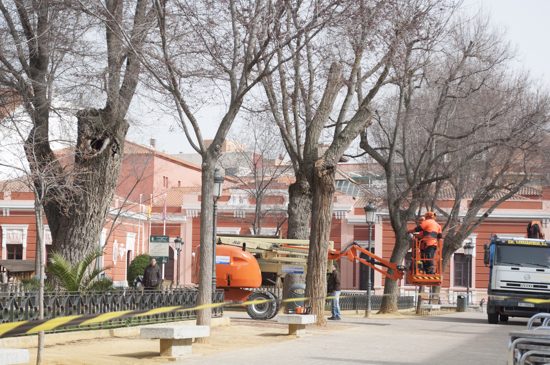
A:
[127,0,550,155]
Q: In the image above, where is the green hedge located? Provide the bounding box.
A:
[127,254,151,287]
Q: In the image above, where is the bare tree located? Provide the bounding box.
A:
[360,15,550,312]
[224,117,290,235]
[0,98,81,364]
[140,0,339,327]
[262,0,451,323]
[0,0,155,263]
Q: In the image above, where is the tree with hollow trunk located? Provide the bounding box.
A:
[0,0,155,263]
[262,0,451,324]
[360,14,550,312]
[142,0,338,328]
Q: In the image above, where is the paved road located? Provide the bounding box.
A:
[174,311,525,365]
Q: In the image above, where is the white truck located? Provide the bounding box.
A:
[484,236,550,324]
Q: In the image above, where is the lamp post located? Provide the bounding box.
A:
[174,236,183,287]
[463,241,475,306]
[212,168,224,293]
[364,202,377,318]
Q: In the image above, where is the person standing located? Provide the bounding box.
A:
[327,262,342,320]
[143,258,162,290]
[419,211,442,274]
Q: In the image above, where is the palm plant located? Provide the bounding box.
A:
[47,248,112,292]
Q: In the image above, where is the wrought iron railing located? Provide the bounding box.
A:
[0,288,224,330]
[328,291,415,311]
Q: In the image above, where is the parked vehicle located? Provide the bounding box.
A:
[484,236,550,324]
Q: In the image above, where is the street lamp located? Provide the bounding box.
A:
[463,240,475,306]
[212,168,225,293]
[174,236,183,287]
[364,202,377,318]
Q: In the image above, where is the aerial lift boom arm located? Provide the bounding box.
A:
[328,242,405,281]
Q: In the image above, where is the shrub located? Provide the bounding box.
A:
[127,254,151,287]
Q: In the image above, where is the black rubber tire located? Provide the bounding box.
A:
[488,312,499,324]
[500,314,509,322]
[246,292,278,320]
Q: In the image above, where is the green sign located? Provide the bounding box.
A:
[149,235,170,257]
[153,256,168,264]
[150,235,169,243]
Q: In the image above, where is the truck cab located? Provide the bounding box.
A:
[484,235,550,324]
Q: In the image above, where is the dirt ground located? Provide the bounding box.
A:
[25,309,446,364]
[27,316,349,365]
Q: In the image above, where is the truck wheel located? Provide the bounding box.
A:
[246,292,278,320]
[499,314,509,322]
[488,312,499,324]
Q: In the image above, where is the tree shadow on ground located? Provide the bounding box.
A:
[309,357,409,364]
[113,351,159,359]
[421,315,527,326]
[258,332,290,337]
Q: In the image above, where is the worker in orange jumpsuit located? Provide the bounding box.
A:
[418,212,442,274]
[408,216,425,234]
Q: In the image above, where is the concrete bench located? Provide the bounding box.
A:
[277,314,316,336]
[0,348,29,364]
[140,325,210,357]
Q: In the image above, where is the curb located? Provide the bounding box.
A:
[0,316,231,349]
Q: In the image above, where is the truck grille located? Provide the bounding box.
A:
[501,280,550,292]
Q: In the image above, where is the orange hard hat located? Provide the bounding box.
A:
[424,211,436,219]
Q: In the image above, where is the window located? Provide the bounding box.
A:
[2,224,28,260]
[162,176,169,188]
[453,253,471,287]
[178,180,181,187]
[6,244,22,260]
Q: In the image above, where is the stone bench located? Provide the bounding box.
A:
[140,325,210,357]
[277,314,316,336]
[0,348,29,364]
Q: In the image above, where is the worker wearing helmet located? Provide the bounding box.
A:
[419,211,442,274]
[408,216,425,234]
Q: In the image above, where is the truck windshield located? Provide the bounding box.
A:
[495,245,550,268]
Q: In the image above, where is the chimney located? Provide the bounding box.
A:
[149,138,156,149]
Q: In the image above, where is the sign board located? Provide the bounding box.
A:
[216,256,231,265]
[153,256,168,264]
[282,265,305,274]
[149,235,170,258]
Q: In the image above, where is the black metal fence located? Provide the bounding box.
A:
[253,287,415,311]
[0,288,224,328]
[332,291,415,311]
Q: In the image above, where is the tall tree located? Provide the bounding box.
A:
[0,0,155,263]
[262,0,451,323]
[360,15,550,312]
[142,0,338,327]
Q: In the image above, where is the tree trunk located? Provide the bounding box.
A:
[34,201,45,365]
[305,162,335,325]
[378,233,410,313]
[287,174,312,239]
[196,157,215,330]
[43,108,129,263]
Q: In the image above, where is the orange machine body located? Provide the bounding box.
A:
[193,244,263,302]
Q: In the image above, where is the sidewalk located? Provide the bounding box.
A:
[172,311,525,365]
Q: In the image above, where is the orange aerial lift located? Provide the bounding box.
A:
[204,234,442,319]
